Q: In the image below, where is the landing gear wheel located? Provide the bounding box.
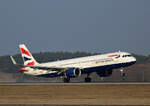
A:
[85,77,91,83]
[120,68,126,80]
[122,72,126,77]
[63,78,70,83]
[122,72,126,80]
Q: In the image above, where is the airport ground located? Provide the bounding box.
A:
[0,83,150,105]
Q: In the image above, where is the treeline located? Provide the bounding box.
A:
[0,51,149,74]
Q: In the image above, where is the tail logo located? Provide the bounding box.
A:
[20,48,31,57]
[23,57,31,61]
[19,44,38,66]
[27,61,35,66]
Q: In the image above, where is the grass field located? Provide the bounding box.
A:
[0,84,150,105]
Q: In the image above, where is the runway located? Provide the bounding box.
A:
[1,82,150,85]
[0,83,150,105]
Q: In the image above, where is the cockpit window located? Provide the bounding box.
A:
[122,55,132,58]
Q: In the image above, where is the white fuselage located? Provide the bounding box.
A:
[24,52,136,75]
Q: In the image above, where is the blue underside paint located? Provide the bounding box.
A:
[37,61,136,78]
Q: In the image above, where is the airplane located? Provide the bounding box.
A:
[10,44,136,83]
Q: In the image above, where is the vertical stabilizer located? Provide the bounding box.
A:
[19,44,38,66]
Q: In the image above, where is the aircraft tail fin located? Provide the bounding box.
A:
[19,44,38,66]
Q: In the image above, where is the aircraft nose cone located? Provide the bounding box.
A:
[132,57,136,63]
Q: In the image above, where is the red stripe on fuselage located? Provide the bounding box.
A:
[19,67,26,73]
[108,54,120,57]
[20,48,31,57]
[19,61,35,72]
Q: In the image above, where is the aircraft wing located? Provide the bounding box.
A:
[10,56,68,72]
[20,64,65,71]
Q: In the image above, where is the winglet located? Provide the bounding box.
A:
[10,56,17,65]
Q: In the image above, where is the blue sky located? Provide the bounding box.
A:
[0,0,150,55]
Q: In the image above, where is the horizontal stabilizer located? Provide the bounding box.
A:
[10,56,17,65]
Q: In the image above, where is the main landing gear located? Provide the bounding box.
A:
[63,74,92,83]
[85,74,92,83]
[63,77,70,83]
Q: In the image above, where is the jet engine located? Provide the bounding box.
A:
[97,70,113,77]
[65,68,81,78]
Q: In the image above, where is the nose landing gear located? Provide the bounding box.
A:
[120,69,127,80]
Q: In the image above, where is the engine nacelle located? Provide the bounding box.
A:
[65,68,81,78]
[97,70,113,77]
